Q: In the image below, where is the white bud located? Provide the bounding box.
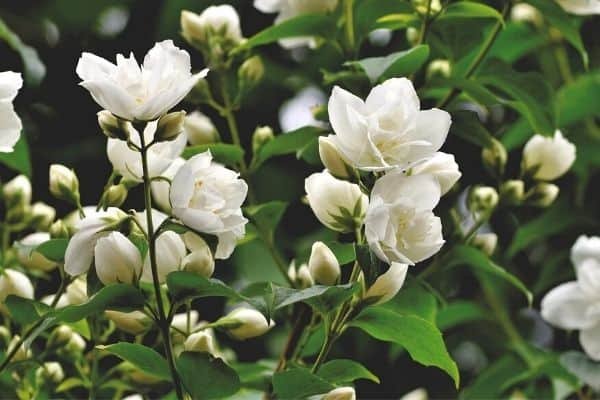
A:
[481,138,507,178]
[105,310,151,335]
[0,269,34,303]
[238,56,265,89]
[103,184,128,207]
[322,386,356,400]
[3,174,31,205]
[499,179,525,205]
[30,202,56,230]
[525,183,559,207]
[182,236,215,278]
[288,261,314,289]
[406,27,419,46]
[35,361,64,384]
[471,233,498,256]
[185,111,219,145]
[468,186,499,213]
[66,332,86,353]
[412,0,442,14]
[426,59,451,79]
[48,325,75,348]
[181,6,243,45]
[94,231,143,285]
[49,164,80,204]
[511,3,542,26]
[184,331,216,354]
[7,335,31,362]
[363,262,409,305]
[252,126,274,153]
[220,308,274,340]
[156,111,186,142]
[410,152,461,195]
[522,130,576,181]
[318,136,351,179]
[97,110,130,140]
[400,388,428,400]
[65,278,88,305]
[17,232,57,272]
[308,242,340,286]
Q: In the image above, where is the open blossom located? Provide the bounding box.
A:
[326,78,451,171]
[522,130,576,181]
[0,71,23,152]
[556,0,600,15]
[76,40,208,121]
[170,152,248,259]
[254,0,338,48]
[107,120,186,182]
[151,157,185,211]
[541,235,600,360]
[365,172,444,265]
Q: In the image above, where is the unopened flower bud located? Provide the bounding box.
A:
[511,3,542,27]
[0,326,10,346]
[481,138,507,178]
[468,186,499,214]
[3,174,31,207]
[65,278,87,305]
[322,386,356,400]
[0,269,34,303]
[181,6,243,46]
[49,220,70,239]
[319,136,352,179]
[412,0,442,14]
[156,111,186,142]
[288,261,314,289]
[182,237,215,278]
[30,202,56,231]
[406,27,419,46]
[17,232,57,272]
[35,361,64,384]
[49,164,80,205]
[252,126,274,153]
[308,242,340,286]
[97,110,130,140]
[48,325,74,348]
[522,130,576,181]
[363,262,408,305]
[185,111,219,145]
[103,184,128,207]
[499,180,525,205]
[471,233,498,256]
[219,308,274,340]
[426,59,451,79]
[105,310,151,335]
[525,183,559,207]
[8,335,31,362]
[94,232,143,285]
[238,56,265,90]
[184,331,215,354]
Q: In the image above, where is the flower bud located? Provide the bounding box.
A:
[412,0,442,14]
[252,126,274,153]
[103,184,128,207]
[288,261,314,289]
[522,130,576,181]
[511,3,542,27]
[184,331,216,354]
[16,232,57,272]
[525,183,559,207]
[481,138,507,178]
[35,361,64,384]
[318,136,352,179]
[49,220,70,239]
[156,111,186,142]
[471,233,498,256]
[182,237,215,278]
[29,202,56,231]
[238,56,265,90]
[468,186,499,214]
[181,6,243,46]
[499,179,525,205]
[0,269,34,303]
[426,59,451,79]
[410,152,461,195]
[219,308,274,340]
[49,164,80,205]
[48,325,74,348]
[65,331,86,354]
[94,231,143,285]
[185,111,219,145]
[97,110,130,140]
[105,310,151,335]
[322,386,356,400]
[406,27,419,46]
[65,278,88,305]
[308,242,340,286]
[0,326,10,346]
[3,174,31,207]
[7,335,31,362]
[363,262,408,305]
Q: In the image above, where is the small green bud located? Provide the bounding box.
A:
[426,59,451,79]
[49,164,81,206]
[156,111,186,142]
[252,126,274,153]
[482,138,507,178]
[471,233,498,256]
[97,110,130,140]
[30,202,56,231]
[238,56,264,89]
[500,180,525,205]
[468,186,499,214]
[49,220,70,239]
[103,184,128,207]
[525,183,559,207]
[3,174,32,208]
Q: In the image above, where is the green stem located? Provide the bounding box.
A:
[343,0,356,56]
[436,1,509,109]
[416,0,433,46]
[139,132,185,400]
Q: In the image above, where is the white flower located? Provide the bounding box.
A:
[409,152,461,195]
[254,0,338,48]
[400,388,428,400]
[185,111,219,145]
[522,130,576,181]
[318,136,351,179]
[327,78,451,171]
[571,235,600,269]
[64,207,127,277]
[181,6,243,44]
[107,120,186,182]
[363,262,409,305]
[305,171,368,233]
[221,308,274,340]
[172,310,199,334]
[288,261,314,288]
[365,172,444,265]
[3,174,31,205]
[308,241,340,285]
[76,40,208,121]
[94,231,143,285]
[17,232,57,272]
[184,331,216,354]
[279,86,326,132]
[322,386,356,400]
[170,152,248,259]
[0,269,34,303]
[0,71,23,153]
[541,249,600,360]
[105,310,151,335]
[182,234,215,278]
[35,361,64,384]
[556,0,600,15]
[151,157,185,211]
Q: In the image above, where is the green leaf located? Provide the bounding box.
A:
[251,126,324,170]
[230,360,274,391]
[442,245,532,305]
[274,283,359,314]
[354,0,415,40]
[382,282,438,324]
[240,14,336,50]
[0,134,32,177]
[488,22,549,63]
[177,352,241,399]
[244,201,288,240]
[436,300,490,331]
[525,0,588,67]
[97,342,171,381]
[317,359,380,384]
[0,18,46,86]
[346,45,430,84]
[425,77,499,107]
[166,271,244,303]
[557,72,600,127]
[460,354,526,399]
[35,239,69,263]
[355,244,385,287]
[55,284,145,323]
[438,2,504,24]
[448,111,494,148]
[272,368,335,399]
[4,296,50,326]
[182,143,245,167]
[350,307,459,387]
